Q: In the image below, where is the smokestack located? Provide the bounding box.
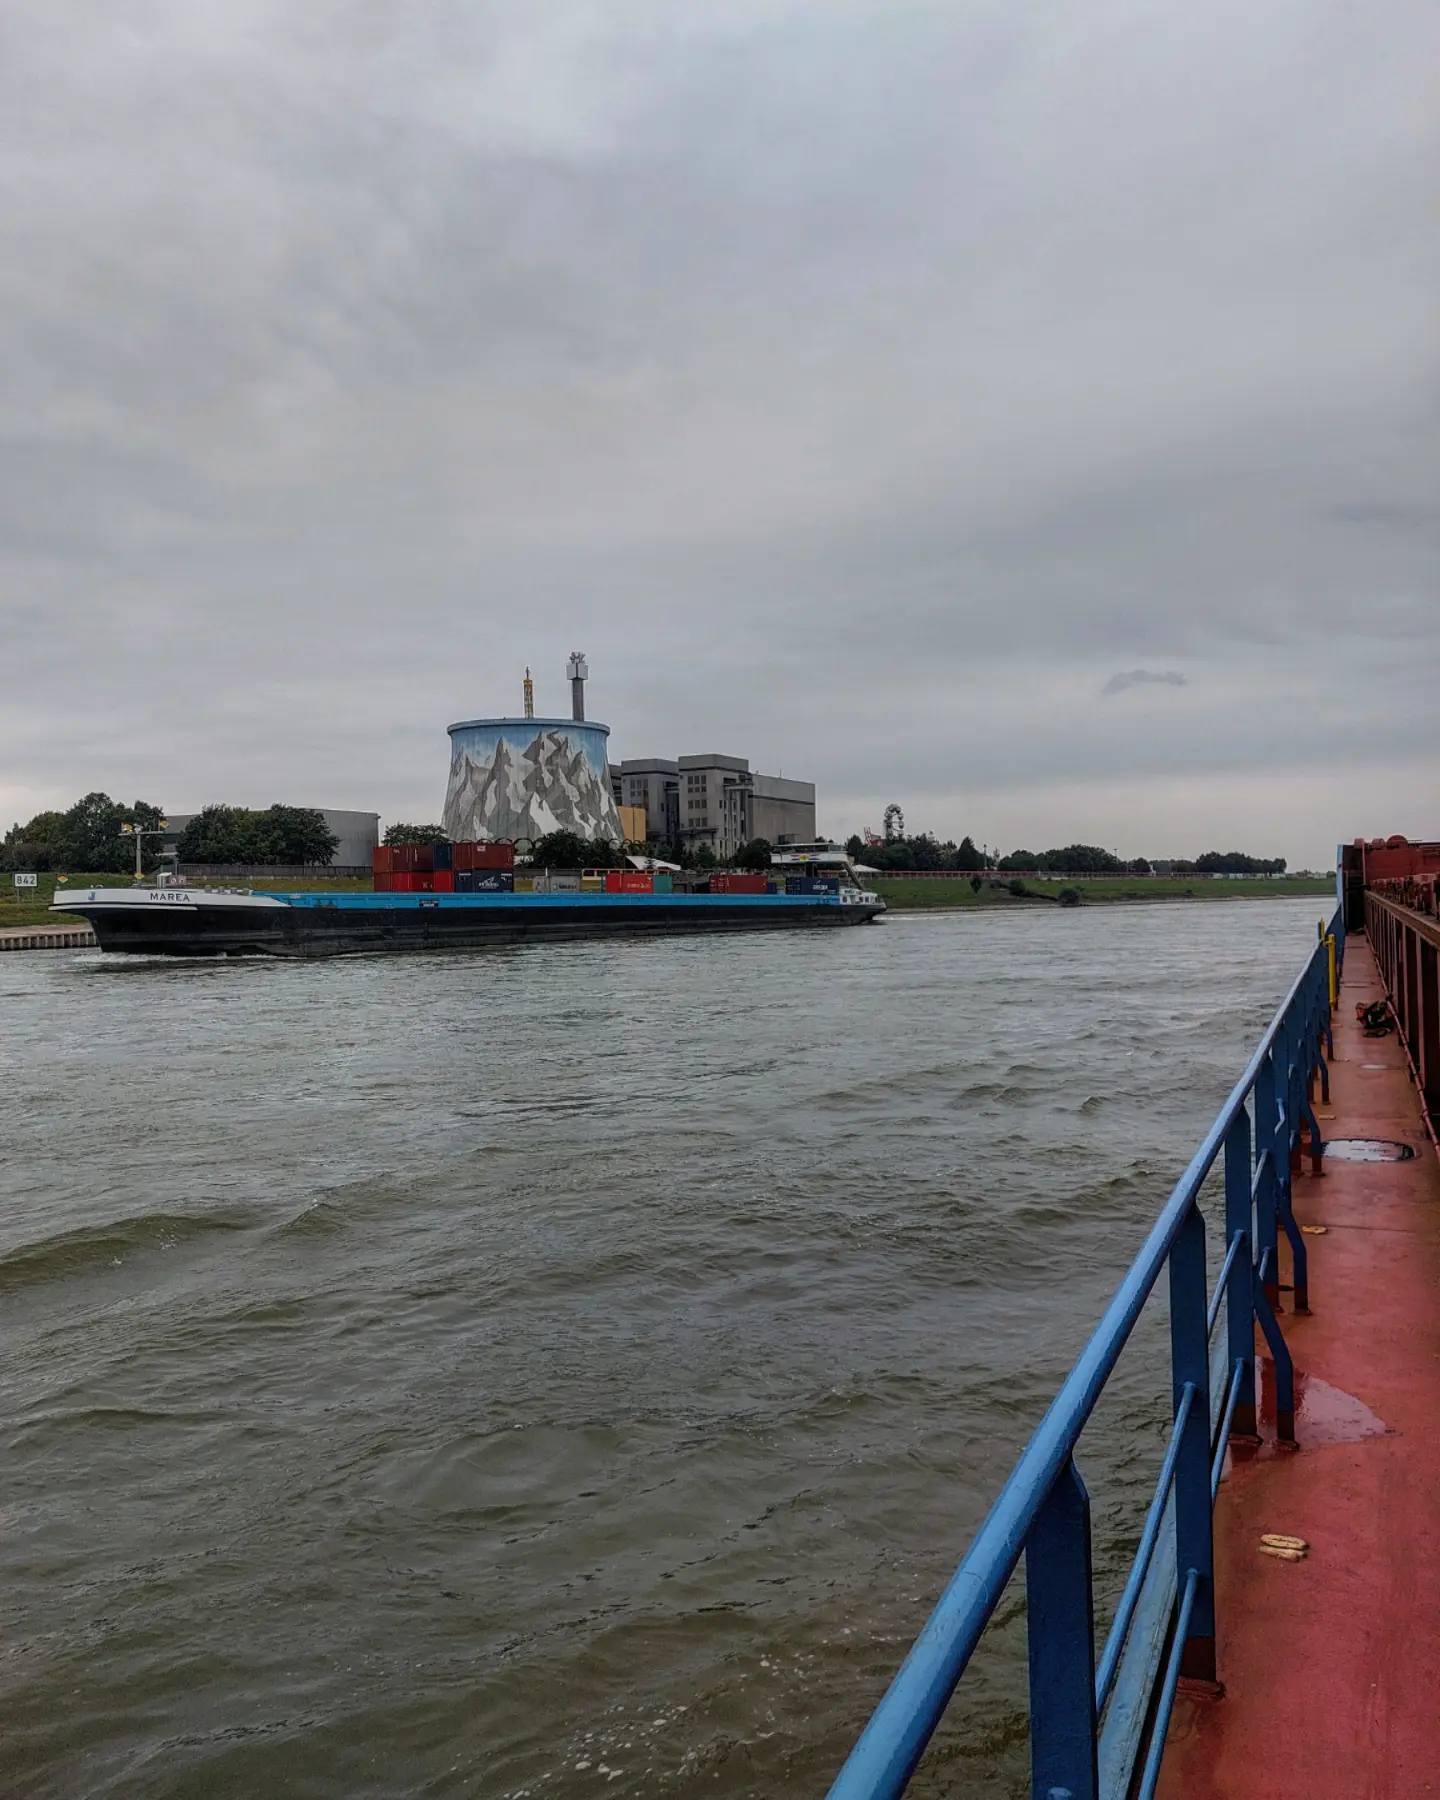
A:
[523,667,534,718]
[566,652,588,722]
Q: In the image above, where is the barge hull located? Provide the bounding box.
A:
[57,891,884,958]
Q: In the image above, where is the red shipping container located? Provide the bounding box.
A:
[452,841,474,872]
[712,873,767,894]
[473,842,515,870]
[392,845,416,873]
[373,845,395,874]
[373,872,392,892]
[432,871,454,892]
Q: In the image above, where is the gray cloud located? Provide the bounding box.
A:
[1102,670,1188,697]
[2,0,1437,867]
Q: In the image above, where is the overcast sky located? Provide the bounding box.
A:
[3,0,1437,866]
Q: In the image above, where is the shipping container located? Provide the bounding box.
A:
[605,871,654,893]
[389,871,413,892]
[785,876,840,895]
[711,872,768,894]
[653,874,673,893]
[432,870,454,892]
[474,842,515,871]
[372,871,392,892]
[373,846,395,875]
[432,841,453,872]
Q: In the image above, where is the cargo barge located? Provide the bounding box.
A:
[49,881,885,957]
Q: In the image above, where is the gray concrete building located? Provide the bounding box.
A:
[613,758,680,843]
[609,754,816,860]
[751,773,818,849]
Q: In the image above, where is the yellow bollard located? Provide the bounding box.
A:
[1325,934,1337,1005]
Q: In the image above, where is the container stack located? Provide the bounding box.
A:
[709,873,769,895]
[785,875,841,895]
[374,842,515,894]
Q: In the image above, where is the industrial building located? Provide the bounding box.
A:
[612,754,817,861]
[438,657,817,854]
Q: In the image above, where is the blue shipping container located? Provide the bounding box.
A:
[455,870,514,892]
[432,841,454,871]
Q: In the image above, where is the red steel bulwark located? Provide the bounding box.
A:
[1156,931,1440,1799]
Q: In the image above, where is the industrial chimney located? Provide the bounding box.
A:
[567,652,588,721]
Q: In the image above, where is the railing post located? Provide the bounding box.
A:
[1224,1110,1256,1438]
[1254,1051,1280,1308]
[1169,1207,1218,1685]
[1026,1458,1098,1800]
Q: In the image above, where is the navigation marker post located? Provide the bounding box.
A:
[119,818,169,881]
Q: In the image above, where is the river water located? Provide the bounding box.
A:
[0,899,1327,1798]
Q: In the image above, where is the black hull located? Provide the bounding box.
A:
[80,899,881,958]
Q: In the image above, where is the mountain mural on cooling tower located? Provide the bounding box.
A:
[443,729,624,844]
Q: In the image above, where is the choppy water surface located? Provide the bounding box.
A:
[0,900,1325,1798]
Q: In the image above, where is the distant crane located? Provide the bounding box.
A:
[523,667,535,718]
[883,803,905,842]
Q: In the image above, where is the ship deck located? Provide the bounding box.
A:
[1157,933,1440,1798]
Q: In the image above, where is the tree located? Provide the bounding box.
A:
[692,844,718,870]
[384,822,449,847]
[251,806,338,865]
[2,810,67,872]
[997,850,1038,871]
[1038,844,1123,874]
[531,830,620,868]
[736,837,772,871]
[1195,850,1287,875]
[1128,857,1152,875]
[952,835,988,872]
[845,835,865,860]
[179,804,337,866]
[4,792,167,873]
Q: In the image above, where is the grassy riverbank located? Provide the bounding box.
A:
[872,874,1334,910]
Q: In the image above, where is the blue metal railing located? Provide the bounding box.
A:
[829,909,1344,1800]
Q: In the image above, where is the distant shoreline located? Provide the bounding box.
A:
[871,875,1334,911]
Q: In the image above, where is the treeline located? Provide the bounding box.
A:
[845,833,988,871]
[1,793,338,872]
[385,823,776,871]
[178,804,337,865]
[844,833,1288,876]
[997,847,1287,875]
[3,792,168,873]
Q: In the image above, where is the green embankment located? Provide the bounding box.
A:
[872,874,1334,910]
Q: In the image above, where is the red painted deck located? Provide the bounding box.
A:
[1158,937,1440,1799]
